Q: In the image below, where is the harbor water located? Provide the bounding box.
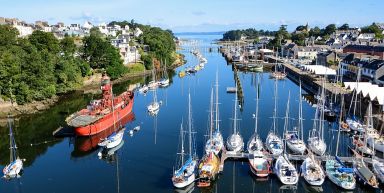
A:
[0,34,382,193]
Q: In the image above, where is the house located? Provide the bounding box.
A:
[340,54,384,83]
[343,44,384,59]
[283,43,297,58]
[317,51,339,66]
[357,33,375,40]
[35,21,52,32]
[134,27,143,37]
[121,25,130,35]
[83,21,93,30]
[69,24,80,31]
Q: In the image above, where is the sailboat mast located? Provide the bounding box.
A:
[188,93,192,158]
[234,84,238,134]
[299,81,303,140]
[273,78,278,134]
[284,91,291,138]
[8,117,15,163]
[254,74,259,134]
[353,68,361,116]
[319,78,326,140]
[215,71,220,132]
[335,94,344,156]
[180,122,185,165]
[210,88,214,139]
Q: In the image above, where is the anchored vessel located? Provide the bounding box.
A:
[66,73,134,136]
[266,77,283,156]
[3,116,23,179]
[172,94,198,188]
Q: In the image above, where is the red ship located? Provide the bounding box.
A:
[66,73,134,136]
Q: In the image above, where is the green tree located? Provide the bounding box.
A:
[0,25,19,46]
[323,24,336,35]
[338,23,349,30]
[309,26,321,37]
[60,36,76,56]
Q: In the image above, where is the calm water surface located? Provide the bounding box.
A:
[1,34,382,193]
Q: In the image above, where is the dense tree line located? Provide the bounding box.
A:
[0,26,124,104]
[0,25,88,104]
[222,28,277,41]
[138,25,176,69]
[0,23,177,104]
[223,23,384,48]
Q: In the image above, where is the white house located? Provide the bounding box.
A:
[134,27,143,37]
[83,21,93,30]
[121,25,130,35]
[358,33,375,40]
[12,21,33,37]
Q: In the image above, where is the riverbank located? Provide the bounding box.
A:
[0,54,186,119]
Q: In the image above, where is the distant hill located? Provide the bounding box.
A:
[174,31,224,36]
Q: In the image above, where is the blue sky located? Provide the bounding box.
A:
[1,0,383,32]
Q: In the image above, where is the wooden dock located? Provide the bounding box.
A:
[282,62,351,95]
[219,149,384,172]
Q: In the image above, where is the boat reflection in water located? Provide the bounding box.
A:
[173,183,195,193]
[71,112,135,157]
[98,140,124,161]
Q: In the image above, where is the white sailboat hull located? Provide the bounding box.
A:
[247,134,263,154]
[172,160,197,188]
[3,159,23,178]
[173,174,195,188]
[286,140,306,154]
[346,118,364,133]
[274,155,299,185]
[148,81,159,90]
[301,157,325,186]
[325,159,356,190]
[266,133,283,156]
[138,85,148,94]
[226,133,244,153]
[147,102,160,113]
[373,159,384,183]
[308,137,326,156]
[159,79,170,87]
[367,137,384,152]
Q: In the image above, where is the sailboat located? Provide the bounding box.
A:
[353,152,379,188]
[266,77,284,156]
[205,72,224,155]
[270,51,287,79]
[325,94,356,190]
[159,59,170,87]
[301,152,325,186]
[274,92,299,185]
[346,68,364,133]
[3,116,23,179]
[248,74,271,177]
[198,93,220,190]
[366,102,384,152]
[308,80,326,156]
[274,154,299,185]
[147,65,160,115]
[148,63,159,90]
[372,137,384,183]
[285,81,306,154]
[226,84,244,153]
[172,95,198,188]
[98,91,125,149]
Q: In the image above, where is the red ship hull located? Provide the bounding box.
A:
[74,94,134,136]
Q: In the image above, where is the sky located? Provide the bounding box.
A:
[1,0,383,32]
